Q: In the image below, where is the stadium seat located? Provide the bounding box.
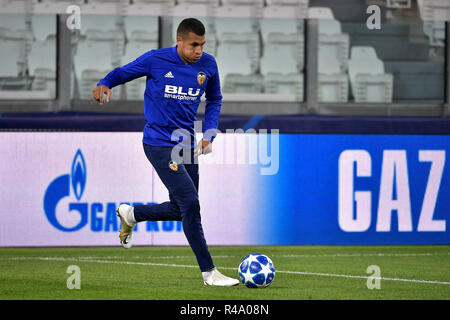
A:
[307,6,334,19]
[259,17,303,42]
[123,41,157,62]
[217,32,260,76]
[84,0,130,3]
[171,0,219,17]
[319,18,340,34]
[348,46,394,103]
[417,0,448,48]
[217,39,253,82]
[216,33,262,93]
[0,39,29,91]
[417,0,450,21]
[123,15,158,42]
[125,0,175,16]
[28,39,56,95]
[38,0,84,3]
[124,76,146,101]
[263,0,309,19]
[0,12,33,45]
[31,1,82,14]
[308,7,349,72]
[259,32,304,98]
[73,40,115,99]
[79,14,121,36]
[84,28,126,67]
[216,0,264,18]
[132,0,175,3]
[31,14,56,42]
[422,21,445,47]
[214,17,259,38]
[260,32,304,74]
[0,38,29,77]
[318,49,348,102]
[318,20,349,73]
[81,0,130,15]
[0,39,24,77]
[128,30,158,48]
[263,73,304,100]
[222,73,263,93]
[0,12,28,33]
[0,12,33,74]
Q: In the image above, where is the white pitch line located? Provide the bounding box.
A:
[273,252,450,258]
[8,256,450,286]
[72,252,450,260]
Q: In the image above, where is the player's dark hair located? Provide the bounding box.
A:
[177,18,205,38]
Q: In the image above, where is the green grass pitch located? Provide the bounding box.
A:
[0,245,449,300]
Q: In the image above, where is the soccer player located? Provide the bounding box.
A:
[92,18,239,287]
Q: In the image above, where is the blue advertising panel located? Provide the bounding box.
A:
[0,132,448,246]
[256,134,450,245]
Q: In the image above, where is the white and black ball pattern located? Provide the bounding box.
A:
[238,254,275,288]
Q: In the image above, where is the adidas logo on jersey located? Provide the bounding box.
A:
[165,71,174,78]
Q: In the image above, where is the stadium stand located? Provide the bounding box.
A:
[0,0,447,109]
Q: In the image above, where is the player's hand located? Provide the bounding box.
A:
[194,139,212,157]
[92,85,111,105]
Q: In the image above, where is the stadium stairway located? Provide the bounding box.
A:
[341,21,443,101]
[384,61,444,101]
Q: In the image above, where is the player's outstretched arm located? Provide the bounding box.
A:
[93,50,154,105]
[92,85,112,105]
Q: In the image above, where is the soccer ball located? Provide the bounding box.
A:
[238,253,275,288]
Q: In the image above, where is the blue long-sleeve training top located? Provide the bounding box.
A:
[97,45,222,148]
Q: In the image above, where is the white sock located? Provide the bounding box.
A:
[129,206,137,225]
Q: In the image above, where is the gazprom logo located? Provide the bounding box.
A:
[71,149,86,201]
[43,149,182,233]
